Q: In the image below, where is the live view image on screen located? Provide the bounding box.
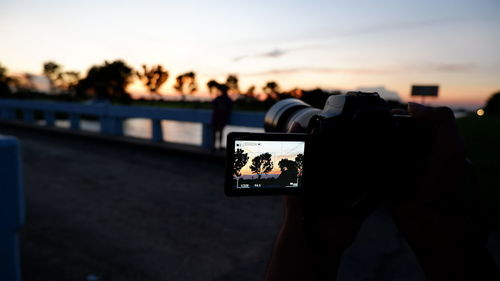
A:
[232,140,305,189]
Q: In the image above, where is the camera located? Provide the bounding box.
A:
[225,92,427,199]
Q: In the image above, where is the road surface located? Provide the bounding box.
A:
[0,124,497,281]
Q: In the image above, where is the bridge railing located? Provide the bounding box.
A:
[0,99,266,148]
[0,135,24,281]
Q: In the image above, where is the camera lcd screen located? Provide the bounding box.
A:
[225,133,309,196]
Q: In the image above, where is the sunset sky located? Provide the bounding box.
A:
[1,0,499,108]
[235,140,304,176]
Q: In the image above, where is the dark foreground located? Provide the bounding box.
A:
[1,124,498,281]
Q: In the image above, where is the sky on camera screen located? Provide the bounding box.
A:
[233,140,305,189]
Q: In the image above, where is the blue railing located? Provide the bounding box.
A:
[0,135,24,281]
[0,99,266,148]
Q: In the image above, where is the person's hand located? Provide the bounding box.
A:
[407,102,466,205]
[266,103,499,281]
[391,102,499,281]
[265,122,374,281]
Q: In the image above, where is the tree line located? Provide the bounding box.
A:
[0,60,344,109]
[233,148,304,181]
[7,60,497,115]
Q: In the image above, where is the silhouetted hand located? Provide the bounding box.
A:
[265,122,373,281]
[266,103,499,281]
[390,102,499,281]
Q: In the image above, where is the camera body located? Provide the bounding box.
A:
[225,92,427,200]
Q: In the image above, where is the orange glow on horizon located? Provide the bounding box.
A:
[127,78,493,109]
[5,63,495,109]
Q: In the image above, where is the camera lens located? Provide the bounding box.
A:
[264,99,322,132]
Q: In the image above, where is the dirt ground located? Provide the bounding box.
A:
[1,125,498,281]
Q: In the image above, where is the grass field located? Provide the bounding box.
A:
[457,114,500,219]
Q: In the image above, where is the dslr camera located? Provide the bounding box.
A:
[225,92,426,200]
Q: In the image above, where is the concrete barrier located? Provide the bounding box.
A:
[0,135,24,281]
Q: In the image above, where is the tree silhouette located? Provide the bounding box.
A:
[76,60,133,101]
[0,63,8,79]
[207,75,240,97]
[295,154,304,174]
[58,71,80,94]
[173,71,197,101]
[485,92,500,115]
[278,158,297,172]
[42,61,80,94]
[278,158,299,186]
[245,85,255,98]
[0,62,12,96]
[43,61,61,93]
[137,64,169,98]
[250,152,273,180]
[233,148,249,177]
[206,79,220,95]
[226,74,239,94]
[263,81,280,100]
[43,61,60,80]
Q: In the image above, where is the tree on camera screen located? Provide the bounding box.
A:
[233,141,305,189]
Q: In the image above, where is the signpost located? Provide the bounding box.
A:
[411,85,439,104]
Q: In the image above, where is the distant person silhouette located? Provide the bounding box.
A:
[265,103,500,281]
[211,84,233,150]
[277,159,299,188]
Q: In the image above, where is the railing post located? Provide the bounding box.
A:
[110,117,123,136]
[69,113,80,130]
[201,123,214,150]
[152,119,163,142]
[100,116,110,135]
[44,111,55,127]
[0,135,25,281]
[0,108,16,121]
[22,110,34,124]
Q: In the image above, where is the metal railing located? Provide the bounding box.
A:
[0,135,24,281]
[0,99,266,148]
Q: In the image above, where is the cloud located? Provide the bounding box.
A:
[424,63,476,72]
[233,48,288,62]
[243,66,392,76]
[232,18,460,62]
[261,48,287,58]
[242,62,476,77]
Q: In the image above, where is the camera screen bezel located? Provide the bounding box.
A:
[225,132,311,196]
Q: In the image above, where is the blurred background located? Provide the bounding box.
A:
[0,0,499,280]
